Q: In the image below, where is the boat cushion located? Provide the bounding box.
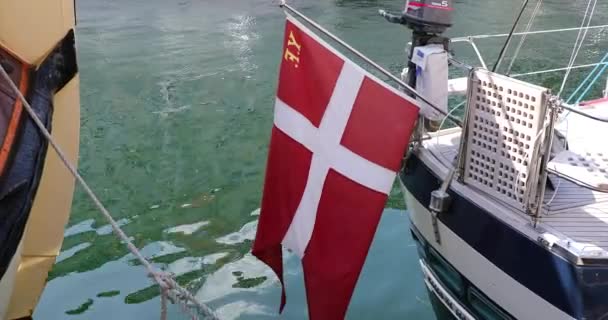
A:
[548,150,608,192]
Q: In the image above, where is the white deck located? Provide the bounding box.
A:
[424,128,608,256]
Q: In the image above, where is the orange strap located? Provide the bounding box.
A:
[0,65,29,177]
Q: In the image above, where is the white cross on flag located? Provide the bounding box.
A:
[252,14,419,319]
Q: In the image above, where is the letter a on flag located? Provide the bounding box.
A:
[252,14,419,319]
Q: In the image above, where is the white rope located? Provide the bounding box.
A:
[544,119,569,208]
[0,63,219,320]
[518,121,549,202]
[168,287,201,320]
[506,0,543,75]
[545,173,562,207]
[438,100,466,135]
[550,110,570,207]
[558,0,597,97]
[160,287,168,320]
[435,100,466,164]
[466,38,488,69]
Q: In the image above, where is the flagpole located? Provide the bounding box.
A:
[279,2,463,128]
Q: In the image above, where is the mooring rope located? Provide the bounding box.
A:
[0,62,219,320]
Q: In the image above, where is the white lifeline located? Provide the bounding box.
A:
[275,62,396,258]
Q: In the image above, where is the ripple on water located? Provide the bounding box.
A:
[224,14,259,74]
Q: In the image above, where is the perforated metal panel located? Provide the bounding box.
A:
[462,69,550,208]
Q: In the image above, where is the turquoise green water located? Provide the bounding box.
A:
[35,0,608,319]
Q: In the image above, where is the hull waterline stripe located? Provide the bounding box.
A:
[400,154,597,318]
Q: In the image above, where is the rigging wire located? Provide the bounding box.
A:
[511,61,608,77]
[566,52,608,105]
[566,52,608,103]
[506,0,543,75]
[492,0,530,72]
[451,24,608,42]
[558,0,598,97]
[574,62,608,104]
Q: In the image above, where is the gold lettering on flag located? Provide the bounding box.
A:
[283,31,301,68]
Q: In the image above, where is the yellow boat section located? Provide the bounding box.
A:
[0,0,80,318]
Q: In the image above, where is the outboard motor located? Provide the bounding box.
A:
[403,0,453,34]
[380,0,453,34]
[380,0,454,130]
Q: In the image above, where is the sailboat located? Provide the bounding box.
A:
[0,0,79,318]
[247,0,608,317]
[276,0,608,317]
[395,0,608,319]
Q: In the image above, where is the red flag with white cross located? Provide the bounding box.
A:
[252,14,419,319]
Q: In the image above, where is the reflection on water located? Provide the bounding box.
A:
[216,220,258,245]
[195,252,277,303]
[56,243,92,263]
[215,301,273,320]
[63,219,95,237]
[165,220,210,235]
[38,209,431,319]
[36,0,608,318]
[225,15,260,75]
[37,242,185,319]
[62,218,131,237]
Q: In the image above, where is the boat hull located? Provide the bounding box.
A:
[400,153,608,320]
[0,0,79,318]
[403,188,515,320]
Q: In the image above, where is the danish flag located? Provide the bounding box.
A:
[252,14,419,319]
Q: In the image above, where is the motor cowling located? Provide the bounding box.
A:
[402,0,453,34]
